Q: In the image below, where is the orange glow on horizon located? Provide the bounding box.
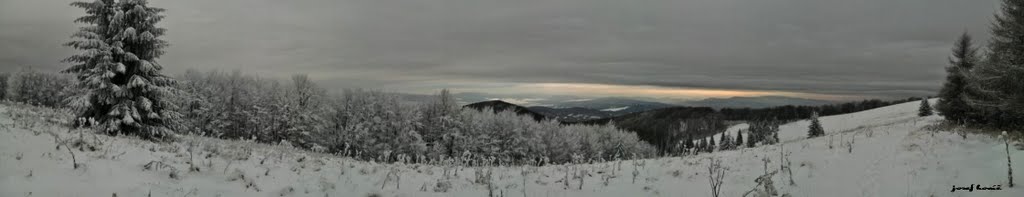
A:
[515,83,851,101]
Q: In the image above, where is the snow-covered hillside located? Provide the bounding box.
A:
[1,100,1021,196]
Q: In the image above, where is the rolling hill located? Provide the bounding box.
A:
[463,100,548,121]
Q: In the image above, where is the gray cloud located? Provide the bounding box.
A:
[0,0,1000,99]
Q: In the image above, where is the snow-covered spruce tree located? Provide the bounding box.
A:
[735,131,744,148]
[64,0,178,140]
[937,33,979,123]
[918,98,933,117]
[746,129,757,147]
[708,136,716,152]
[722,133,734,150]
[967,0,1024,129]
[718,132,727,150]
[807,112,825,138]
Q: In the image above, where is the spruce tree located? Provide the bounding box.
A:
[968,0,1024,129]
[746,129,756,147]
[64,0,178,140]
[936,33,978,123]
[708,136,716,152]
[735,131,744,148]
[719,132,727,149]
[918,98,934,117]
[724,134,734,150]
[807,112,825,138]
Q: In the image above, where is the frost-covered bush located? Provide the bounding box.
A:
[173,70,325,147]
[316,88,656,164]
[4,69,74,108]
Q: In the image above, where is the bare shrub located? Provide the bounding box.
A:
[434,179,452,192]
[742,171,779,197]
[779,145,796,186]
[707,158,727,197]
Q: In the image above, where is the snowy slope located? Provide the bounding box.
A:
[1,100,1022,196]
[707,99,937,144]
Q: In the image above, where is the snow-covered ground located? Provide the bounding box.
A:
[1,100,1021,196]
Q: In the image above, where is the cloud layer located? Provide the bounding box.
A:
[0,0,1000,100]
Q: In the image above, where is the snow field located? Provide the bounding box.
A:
[1,100,1021,196]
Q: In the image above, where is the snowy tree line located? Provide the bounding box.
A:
[664,118,779,156]
[0,69,77,108]
[0,67,656,164]
[172,70,323,146]
[171,69,656,164]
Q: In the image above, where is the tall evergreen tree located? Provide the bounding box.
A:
[918,98,934,117]
[64,0,178,140]
[708,136,716,152]
[807,112,825,138]
[968,0,1024,129]
[746,129,756,147]
[718,132,727,150]
[735,131,744,148]
[936,33,979,123]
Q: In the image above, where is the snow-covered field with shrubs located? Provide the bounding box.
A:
[1,100,1021,197]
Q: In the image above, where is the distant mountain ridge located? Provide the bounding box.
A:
[454,93,676,121]
[463,100,548,121]
[679,96,836,109]
[454,93,840,122]
[453,92,835,110]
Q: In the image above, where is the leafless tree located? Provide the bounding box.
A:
[707,157,727,197]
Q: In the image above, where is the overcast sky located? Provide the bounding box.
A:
[0,0,1000,101]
